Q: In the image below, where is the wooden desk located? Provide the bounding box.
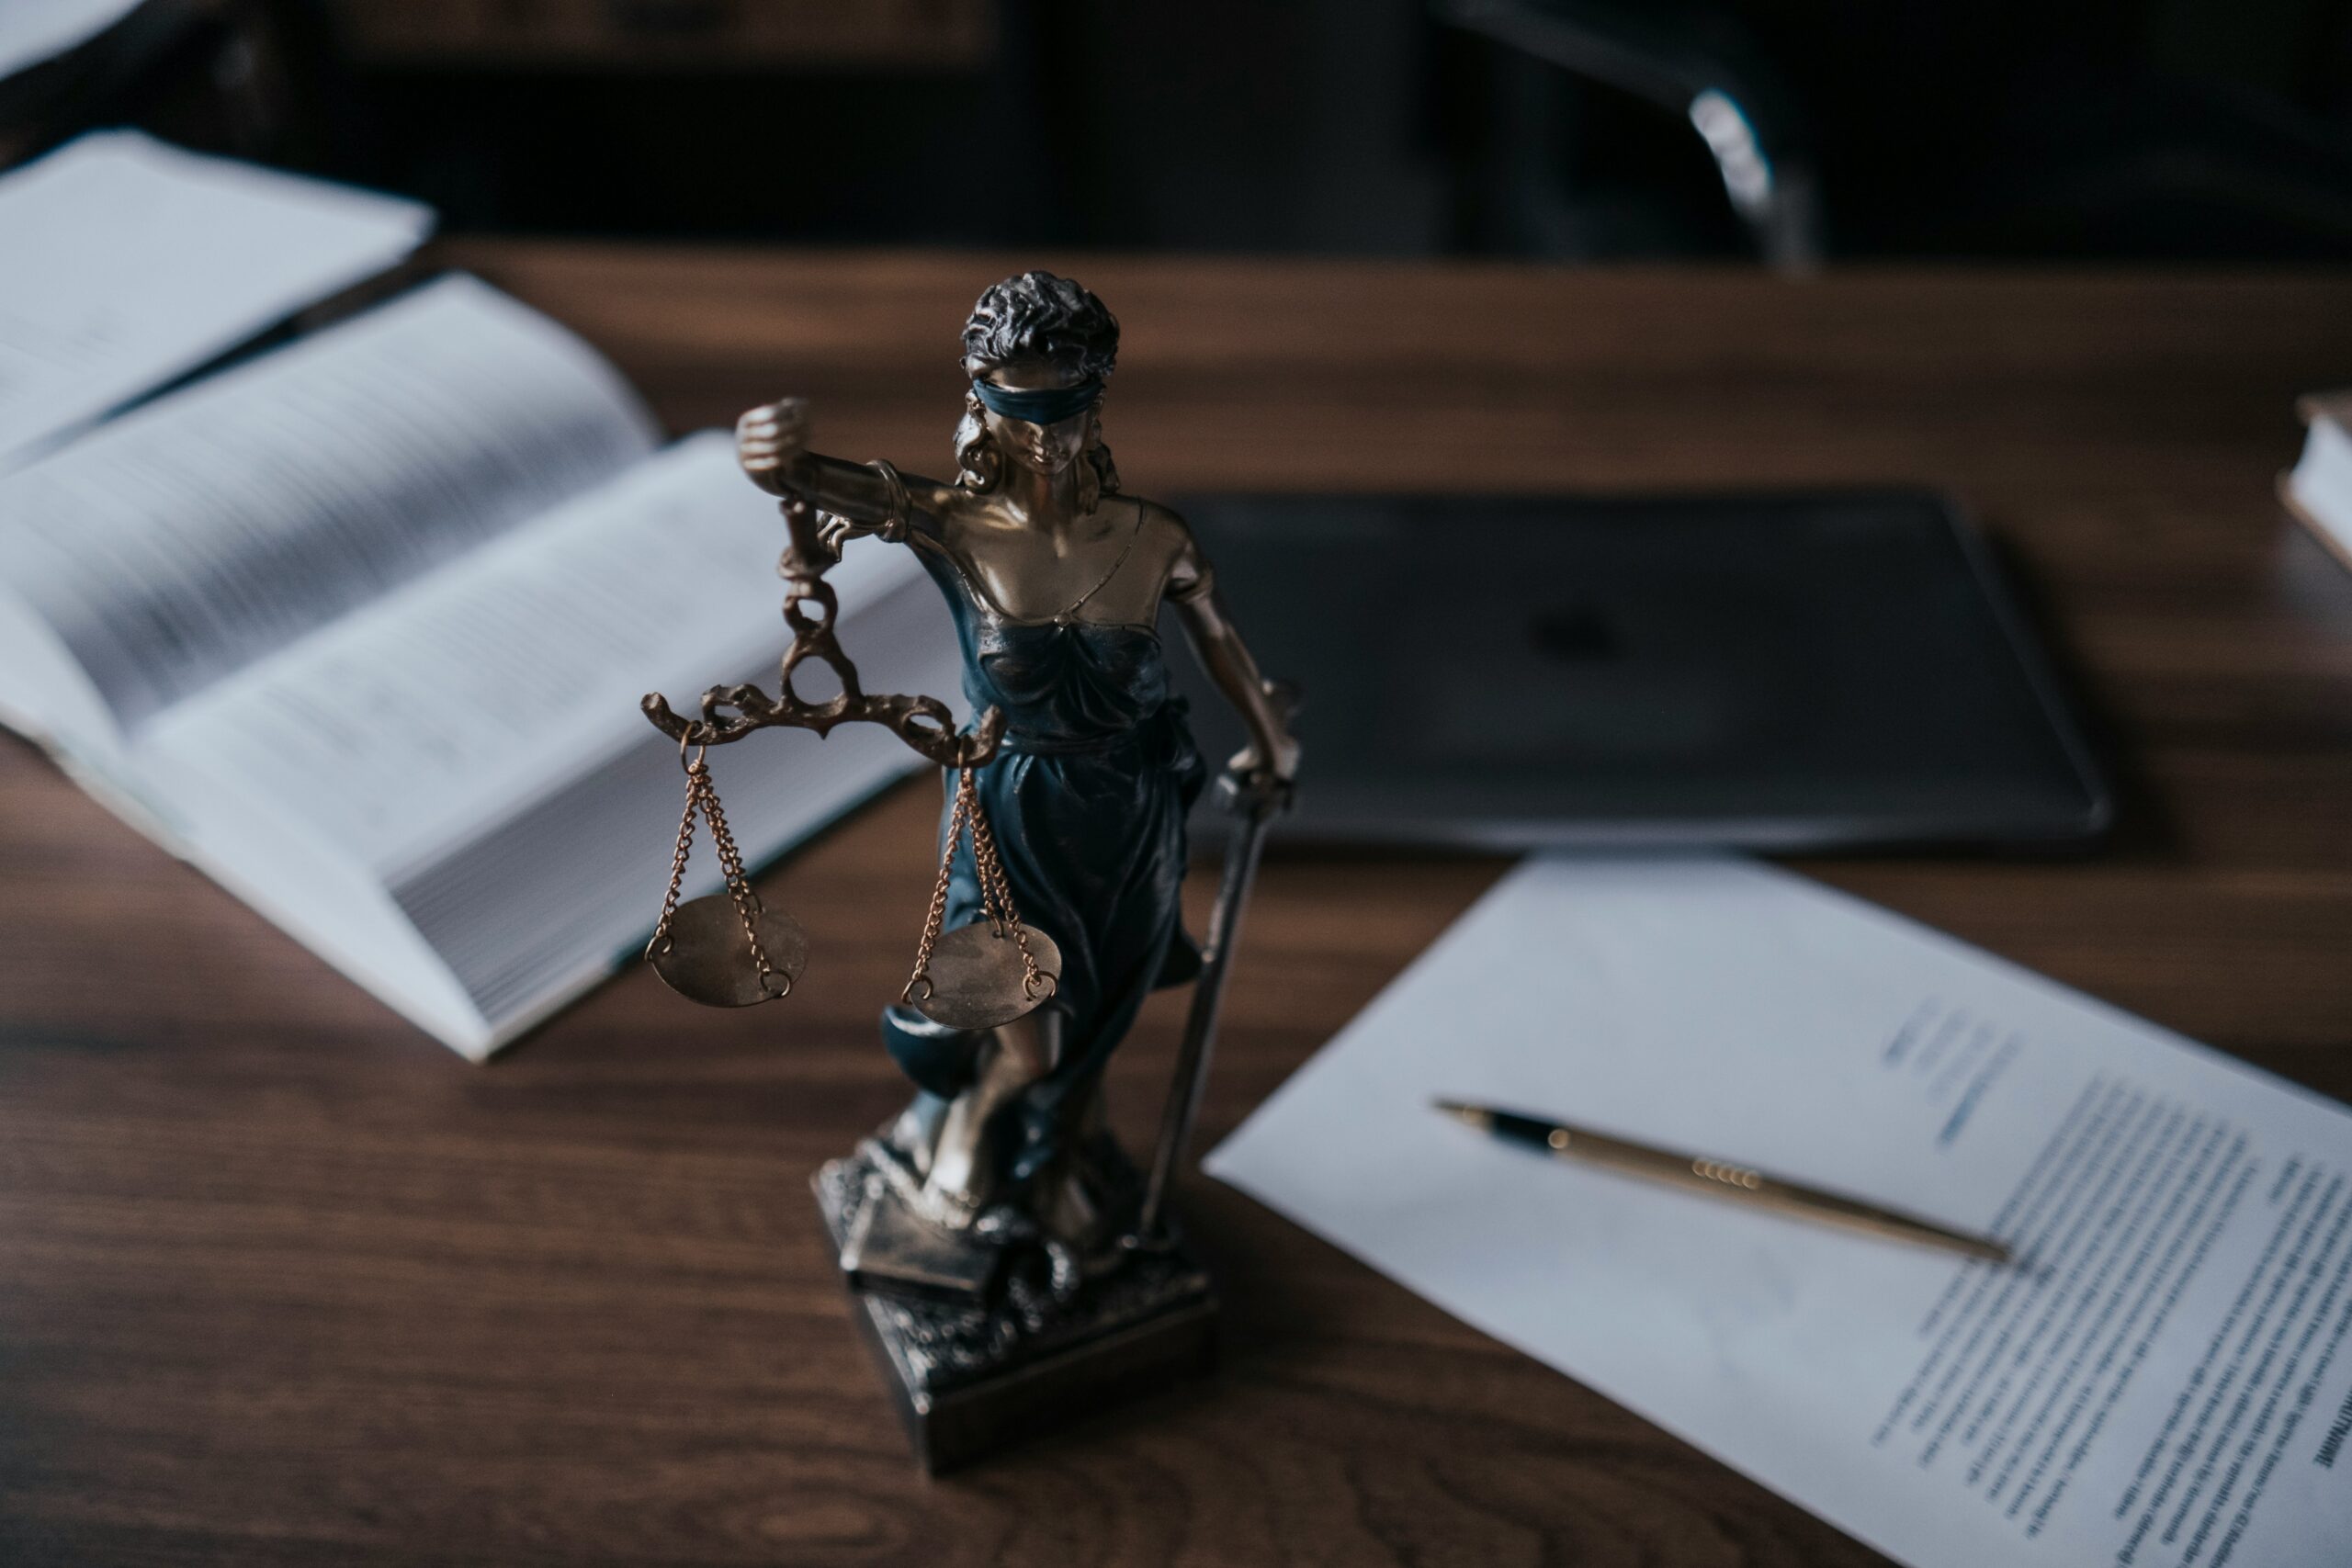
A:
[6,248,2350,1566]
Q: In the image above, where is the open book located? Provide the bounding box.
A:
[0,274,959,1057]
[0,129,433,472]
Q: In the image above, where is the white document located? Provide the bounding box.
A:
[1208,854,2352,1568]
[0,0,144,80]
[0,130,431,471]
[2286,397,2352,570]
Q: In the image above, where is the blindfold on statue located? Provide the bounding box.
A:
[972,378,1102,426]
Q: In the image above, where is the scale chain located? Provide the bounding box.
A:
[966,775,1050,1000]
[647,746,786,998]
[902,769,1053,1008]
[646,769,702,960]
[901,771,973,1004]
[695,761,783,997]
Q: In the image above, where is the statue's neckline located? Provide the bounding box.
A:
[953,499,1148,628]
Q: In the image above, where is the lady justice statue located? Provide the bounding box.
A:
[641,271,1297,1467]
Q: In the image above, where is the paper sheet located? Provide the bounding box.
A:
[0,130,431,470]
[0,0,143,80]
[1207,854,2352,1568]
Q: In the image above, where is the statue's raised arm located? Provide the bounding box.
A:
[639,399,998,768]
[735,397,949,556]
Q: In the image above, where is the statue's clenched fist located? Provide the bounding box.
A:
[736,399,811,495]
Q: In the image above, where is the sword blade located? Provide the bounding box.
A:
[1138,780,1281,1237]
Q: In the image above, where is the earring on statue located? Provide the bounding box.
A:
[644,727,808,1007]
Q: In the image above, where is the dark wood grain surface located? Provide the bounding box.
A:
[6,247,2350,1566]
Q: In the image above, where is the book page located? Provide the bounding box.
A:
[0,274,658,739]
[0,130,431,469]
[136,434,956,1046]
[385,558,951,1043]
[1209,854,2352,1568]
[136,433,917,878]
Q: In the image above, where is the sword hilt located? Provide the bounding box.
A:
[1216,677,1302,817]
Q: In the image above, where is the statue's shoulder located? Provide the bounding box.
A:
[1125,495,1215,601]
[912,472,976,520]
[1126,494,1195,556]
[906,479,995,556]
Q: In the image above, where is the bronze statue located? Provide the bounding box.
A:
[641,271,1297,1468]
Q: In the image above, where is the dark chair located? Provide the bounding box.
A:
[1436,0,2352,263]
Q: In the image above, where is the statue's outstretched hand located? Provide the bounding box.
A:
[736,399,810,496]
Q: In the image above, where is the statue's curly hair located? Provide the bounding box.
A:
[954,271,1122,506]
[959,270,1119,380]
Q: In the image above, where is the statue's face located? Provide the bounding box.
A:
[979,357,1092,479]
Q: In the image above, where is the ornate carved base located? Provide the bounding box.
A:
[813,1146,1217,1472]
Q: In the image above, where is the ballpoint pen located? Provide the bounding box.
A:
[1433,1099,2010,1264]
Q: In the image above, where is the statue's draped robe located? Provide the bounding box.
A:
[880,537,1204,1185]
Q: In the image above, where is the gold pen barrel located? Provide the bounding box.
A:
[1435,1100,2009,1265]
[1734,1174,2011,1263]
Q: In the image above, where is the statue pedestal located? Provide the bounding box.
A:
[812,1148,1217,1473]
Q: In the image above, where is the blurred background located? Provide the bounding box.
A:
[13,0,2352,265]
